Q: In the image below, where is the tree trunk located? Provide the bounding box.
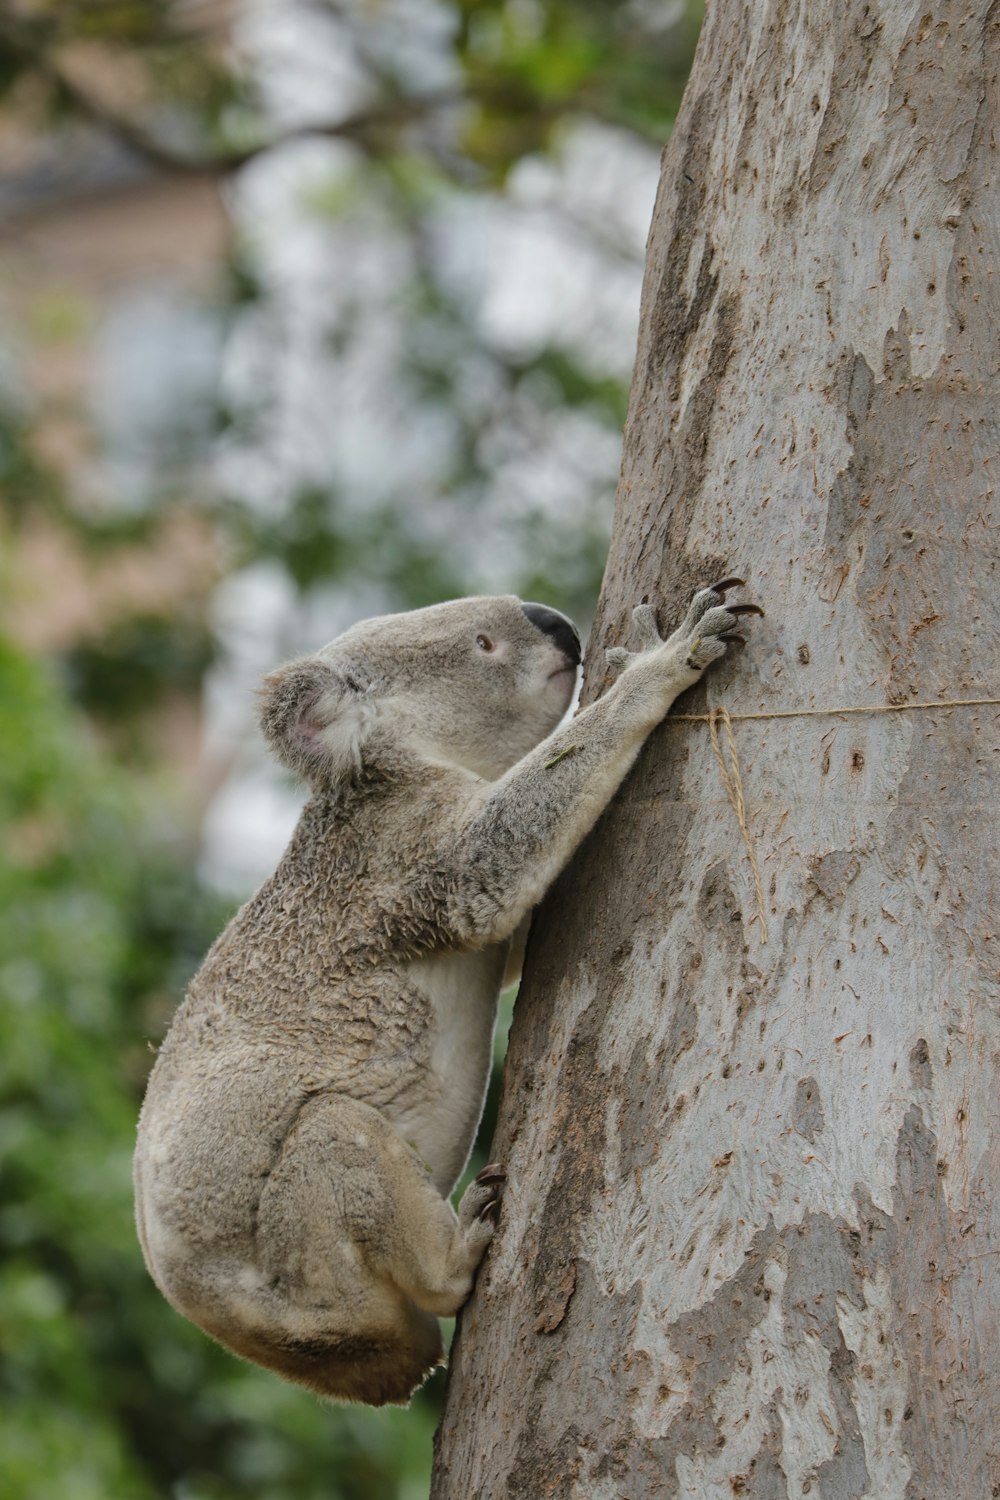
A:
[432,2,1000,1496]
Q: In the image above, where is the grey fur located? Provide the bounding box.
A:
[133,585,758,1405]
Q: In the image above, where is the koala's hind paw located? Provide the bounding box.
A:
[458,1163,505,1230]
[451,1165,505,1274]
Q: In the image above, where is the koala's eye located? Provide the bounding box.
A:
[475,633,495,653]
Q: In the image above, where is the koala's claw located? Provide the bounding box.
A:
[710,576,746,594]
[458,1162,505,1233]
[475,1163,506,1187]
[728,602,765,618]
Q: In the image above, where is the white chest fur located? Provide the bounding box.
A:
[396,943,507,1194]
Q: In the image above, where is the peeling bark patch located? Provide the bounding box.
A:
[506,1400,583,1500]
[808,849,861,903]
[534,1259,577,1335]
[908,1037,932,1090]
[884,1104,1000,1491]
[814,1336,872,1499]
[653,1404,722,1490]
[880,313,913,385]
[512,1268,650,1499]
[676,291,740,502]
[648,89,717,378]
[781,1220,872,1492]
[843,351,875,445]
[529,1008,612,1327]
[622,1033,669,1176]
[828,307,998,709]
[662,986,699,1068]
[657,1211,885,1494]
[699,863,744,949]
[808,11,883,195]
[793,1076,825,1142]
[693,861,766,1039]
[823,354,876,563]
[724,1397,788,1500]
[664,1218,782,1415]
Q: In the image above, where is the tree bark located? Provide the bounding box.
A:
[432,2,1000,1496]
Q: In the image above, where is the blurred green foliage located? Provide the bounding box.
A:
[0,0,699,177]
[63,613,218,722]
[0,0,699,1494]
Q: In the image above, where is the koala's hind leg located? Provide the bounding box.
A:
[252,1092,499,1397]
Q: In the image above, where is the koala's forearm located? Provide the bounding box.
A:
[446,649,696,945]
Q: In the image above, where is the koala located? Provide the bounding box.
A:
[133,580,761,1406]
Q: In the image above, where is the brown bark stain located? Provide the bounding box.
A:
[807,7,883,196]
[792,1075,825,1142]
[648,1215,873,1497]
[886,1106,1000,1492]
[534,1259,577,1335]
[808,849,861,905]
[827,316,1000,711]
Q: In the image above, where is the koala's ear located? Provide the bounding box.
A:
[258,657,373,781]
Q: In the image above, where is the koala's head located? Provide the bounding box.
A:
[259,596,581,784]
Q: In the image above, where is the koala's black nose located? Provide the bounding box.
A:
[521,602,581,666]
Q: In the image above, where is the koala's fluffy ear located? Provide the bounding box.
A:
[259,657,374,781]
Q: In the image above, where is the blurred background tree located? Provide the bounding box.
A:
[0,2,699,1495]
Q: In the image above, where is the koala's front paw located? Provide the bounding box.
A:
[607,578,763,678]
[678,577,763,670]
